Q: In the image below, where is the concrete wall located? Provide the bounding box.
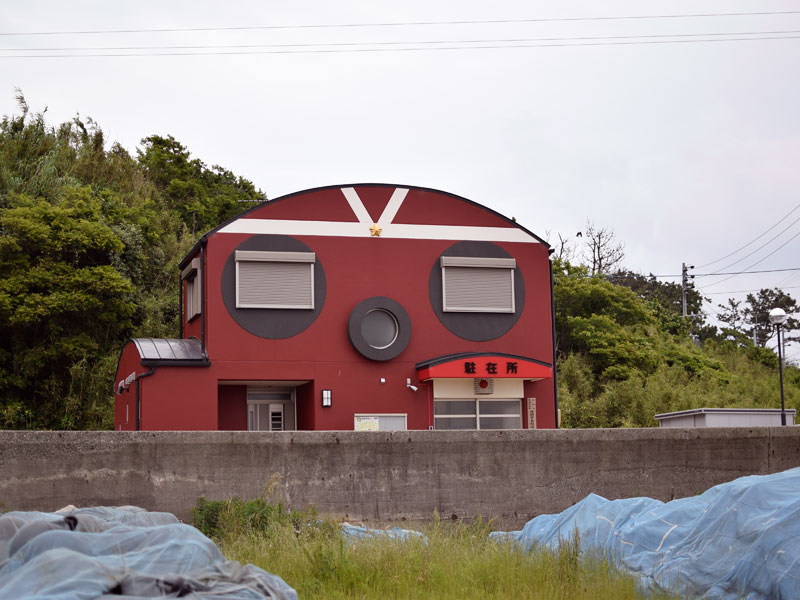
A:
[2,428,799,527]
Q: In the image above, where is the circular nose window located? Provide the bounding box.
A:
[348,297,411,361]
[361,309,398,349]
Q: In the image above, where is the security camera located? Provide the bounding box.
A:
[408,385,418,392]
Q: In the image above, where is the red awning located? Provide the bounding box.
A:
[416,354,552,380]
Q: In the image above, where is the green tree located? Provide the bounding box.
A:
[554,260,660,380]
[0,188,137,428]
[554,259,726,427]
[744,288,799,346]
[717,289,798,347]
[137,135,266,234]
[608,269,714,338]
[0,96,198,428]
[717,298,746,336]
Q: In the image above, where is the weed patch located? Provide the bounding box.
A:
[196,495,682,599]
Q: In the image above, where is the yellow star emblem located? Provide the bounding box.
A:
[369,224,382,237]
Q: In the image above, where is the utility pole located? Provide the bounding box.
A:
[681,263,695,318]
[778,323,786,426]
[769,308,788,426]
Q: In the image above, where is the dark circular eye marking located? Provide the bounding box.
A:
[428,241,524,342]
[221,235,326,339]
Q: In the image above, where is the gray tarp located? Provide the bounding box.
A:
[491,467,800,599]
[0,506,297,599]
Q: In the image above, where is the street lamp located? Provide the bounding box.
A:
[769,308,788,426]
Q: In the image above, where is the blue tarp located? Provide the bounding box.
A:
[0,506,297,599]
[491,467,800,599]
[340,522,427,544]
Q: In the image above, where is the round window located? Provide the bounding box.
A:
[347,297,411,361]
[361,309,399,349]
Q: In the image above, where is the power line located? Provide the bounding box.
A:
[775,270,800,287]
[4,29,799,53]
[2,10,799,37]
[2,33,799,58]
[653,267,800,278]
[699,267,800,276]
[703,285,800,295]
[705,213,800,275]
[704,229,800,288]
[555,266,800,280]
[696,202,800,269]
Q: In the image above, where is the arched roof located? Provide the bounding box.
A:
[180,183,549,269]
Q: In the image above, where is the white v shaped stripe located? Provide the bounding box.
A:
[341,187,372,224]
[341,187,409,225]
[377,188,408,224]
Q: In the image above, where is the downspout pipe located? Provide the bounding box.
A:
[200,241,207,359]
[179,272,184,339]
[549,258,559,428]
[134,367,156,431]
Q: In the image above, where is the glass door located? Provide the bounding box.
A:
[247,388,294,431]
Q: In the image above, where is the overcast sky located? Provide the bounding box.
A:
[2,0,799,356]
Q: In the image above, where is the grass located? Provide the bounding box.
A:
[193,493,681,599]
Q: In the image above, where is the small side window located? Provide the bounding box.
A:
[181,258,201,321]
[441,256,516,313]
[235,250,315,309]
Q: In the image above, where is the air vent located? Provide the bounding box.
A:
[474,378,494,395]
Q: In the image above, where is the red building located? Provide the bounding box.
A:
[114,184,557,431]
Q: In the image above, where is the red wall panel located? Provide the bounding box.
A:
[114,342,144,431]
[218,385,247,430]
[204,235,553,365]
[139,368,217,430]
[241,187,359,222]
[525,379,556,429]
[295,381,316,430]
[392,188,518,227]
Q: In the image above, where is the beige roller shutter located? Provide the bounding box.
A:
[236,251,315,309]
[441,257,515,313]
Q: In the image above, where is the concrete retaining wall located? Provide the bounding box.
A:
[2,428,799,527]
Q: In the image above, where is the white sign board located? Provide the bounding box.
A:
[355,416,380,431]
[527,398,536,429]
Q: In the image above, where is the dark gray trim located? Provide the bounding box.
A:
[429,241,525,342]
[221,235,326,339]
[180,257,200,279]
[140,359,211,367]
[416,352,551,370]
[178,183,550,270]
[178,271,184,339]
[200,243,207,357]
[440,256,516,268]
[347,297,411,361]
[135,367,156,431]
[549,259,558,429]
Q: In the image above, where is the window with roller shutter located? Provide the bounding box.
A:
[181,257,201,321]
[441,256,516,313]
[235,250,315,309]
